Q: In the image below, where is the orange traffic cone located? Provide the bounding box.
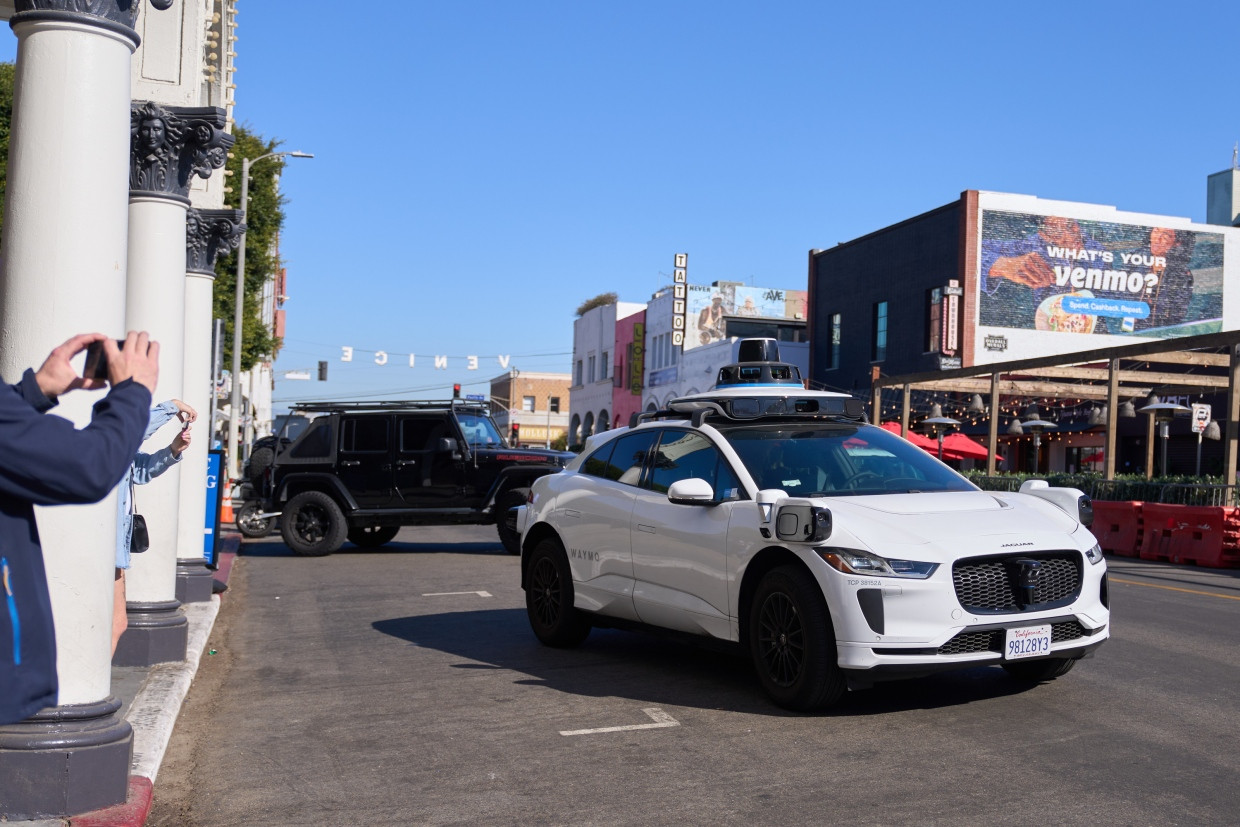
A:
[221,484,234,524]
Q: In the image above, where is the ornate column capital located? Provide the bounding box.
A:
[12,1,176,45]
[131,102,234,203]
[186,208,245,276]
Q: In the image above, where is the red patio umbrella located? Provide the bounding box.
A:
[1083,451,1104,463]
[879,421,941,452]
[940,432,1003,462]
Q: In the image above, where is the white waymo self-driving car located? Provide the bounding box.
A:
[513,341,1108,711]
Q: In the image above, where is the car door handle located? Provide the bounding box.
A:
[635,523,656,534]
[340,460,360,467]
[397,460,417,467]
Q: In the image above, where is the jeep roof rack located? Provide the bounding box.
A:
[288,399,491,413]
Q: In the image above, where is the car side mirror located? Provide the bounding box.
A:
[774,499,832,542]
[437,437,457,453]
[667,478,716,505]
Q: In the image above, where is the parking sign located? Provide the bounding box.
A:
[1191,403,1211,434]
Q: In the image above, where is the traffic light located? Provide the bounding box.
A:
[317,361,328,381]
[510,423,520,443]
[453,383,461,398]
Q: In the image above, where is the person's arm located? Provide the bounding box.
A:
[144,400,179,440]
[0,380,151,504]
[131,445,181,485]
[0,331,159,505]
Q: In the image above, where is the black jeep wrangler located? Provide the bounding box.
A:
[253,400,573,556]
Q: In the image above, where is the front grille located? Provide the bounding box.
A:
[935,620,1089,656]
[953,551,1082,614]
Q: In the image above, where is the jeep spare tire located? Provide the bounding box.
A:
[281,491,347,556]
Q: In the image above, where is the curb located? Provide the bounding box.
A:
[56,534,241,826]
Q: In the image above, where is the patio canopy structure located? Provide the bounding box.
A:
[868,330,1240,485]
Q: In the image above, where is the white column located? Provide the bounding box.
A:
[177,270,216,566]
[0,17,136,708]
[125,195,187,611]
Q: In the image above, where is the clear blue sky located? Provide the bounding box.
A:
[4,2,1238,408]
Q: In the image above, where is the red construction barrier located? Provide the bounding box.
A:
[1138,503,1240,568]
[1090,501,1143,557]
[1138,503,1182,563]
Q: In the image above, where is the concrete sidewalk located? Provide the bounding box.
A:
[16,533,241,827]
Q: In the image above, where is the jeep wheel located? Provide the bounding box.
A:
[235,501,275,538]
[526,538,590,647]
[281,491,347,556]
[749,565,846,712]
[1001,657,1076,683]
[348,525,400,548]
[496,487,530,555]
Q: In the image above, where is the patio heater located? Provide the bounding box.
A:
[1137,398,1190,476]
[1022,405,1058,471]
[921,404,961,461]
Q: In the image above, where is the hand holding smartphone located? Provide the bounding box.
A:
[83,339,125,382]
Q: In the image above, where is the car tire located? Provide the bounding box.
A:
[749,565,846,712]
[525,537,590,647]
[348,525,400,548]
[496,487,530,556]
[281,491,347,556]
[247,445,275,483]
[1001,657,1077,682]
[235,501,275,538]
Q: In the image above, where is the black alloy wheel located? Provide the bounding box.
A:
[281,491,347,556]
[525,538,590,647]
[749,566,845,712]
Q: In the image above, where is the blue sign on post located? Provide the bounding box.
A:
[204,449,223,569]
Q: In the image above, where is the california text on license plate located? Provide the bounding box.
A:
[1004,624,1052,660]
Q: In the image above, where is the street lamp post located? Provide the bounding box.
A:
[227,149,313,479]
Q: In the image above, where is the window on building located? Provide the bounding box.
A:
[522,396,535,412]
[872,301,888,362]
[601,351,609,380]
[588,355,596,383]
[926,288,942,353]
[549,396,560,413]
[828,313,841,371]
[574,360,582,386]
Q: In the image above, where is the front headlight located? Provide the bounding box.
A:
[817,547,939,579]
[1084,542,1104,565]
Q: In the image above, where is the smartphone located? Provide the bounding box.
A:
[83,339,125,381]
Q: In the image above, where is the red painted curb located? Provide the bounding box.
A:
[69,776,152,826]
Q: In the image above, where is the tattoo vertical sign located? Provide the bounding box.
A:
[672,253,688,348]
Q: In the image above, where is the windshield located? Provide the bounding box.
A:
[457,412,506,447]
[716,422,978,496]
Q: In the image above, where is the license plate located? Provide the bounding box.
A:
[1004,624,1052,660]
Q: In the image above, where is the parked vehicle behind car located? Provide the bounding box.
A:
[515,340,1108,711]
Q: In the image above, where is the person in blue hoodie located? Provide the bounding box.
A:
[0,331,159,726]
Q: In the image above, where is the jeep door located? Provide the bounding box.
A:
[394,414,463,506]
[338,415,397,508]
[629,429,739,639]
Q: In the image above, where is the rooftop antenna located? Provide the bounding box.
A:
[1233,142,1238,169]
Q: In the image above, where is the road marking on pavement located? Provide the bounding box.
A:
[421,590,493,598]
[1110,577,1240,601]
[560,707,680,736]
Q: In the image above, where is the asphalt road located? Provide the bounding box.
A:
[149,527,1240,826]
